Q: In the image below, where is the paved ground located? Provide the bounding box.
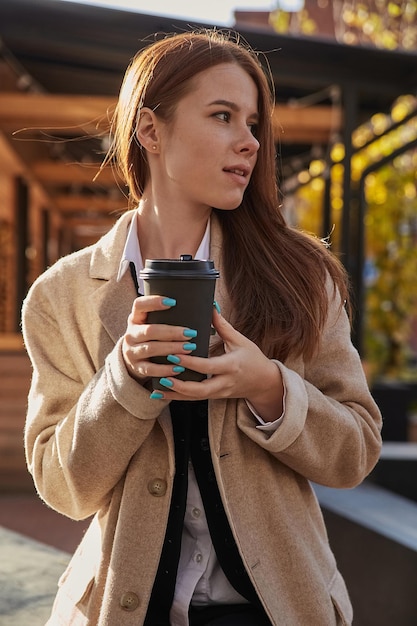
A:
[0,526,70,626]
[0,490,87,625]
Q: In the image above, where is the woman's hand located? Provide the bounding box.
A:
[151,309,285,423]
[122,296,199,382]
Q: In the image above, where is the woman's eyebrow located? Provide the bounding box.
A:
[207,99,259,120]
[208,99,238,110]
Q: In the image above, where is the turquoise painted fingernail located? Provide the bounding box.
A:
[167,354,181,364]
[159,377,174,388]
[183,342,196,351]
[183,328,197,338]
[173,366,185,373]
[150,391,164,399]
[213,300,221,314]
[162,297,176,307]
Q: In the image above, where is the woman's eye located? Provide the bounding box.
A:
[215,112,230,122]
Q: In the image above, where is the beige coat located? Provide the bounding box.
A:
[22,210,382,626]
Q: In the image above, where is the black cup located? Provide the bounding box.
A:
[139,255,220,390]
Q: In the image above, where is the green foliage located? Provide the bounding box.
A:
[288,95,417,382]
[363,156,417,381]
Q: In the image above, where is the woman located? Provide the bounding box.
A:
[22,30,382,626]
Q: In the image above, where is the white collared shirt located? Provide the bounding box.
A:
[117,210,282,625]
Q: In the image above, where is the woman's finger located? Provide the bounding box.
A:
[131,360,188,380]
[126,322,198,345]
[211,308,235,341]
[125,339,197,362]
[129,295,177,323]
[211,309,253,352]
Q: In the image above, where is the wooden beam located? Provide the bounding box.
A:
[0,93,114,133]
[272,104,342,143]
[53,193,127,213]
[274,104,343,130]
[0,131,53,206]
[0,93,342,144]
[0,130,32,177]
[32,160,123,187]
[64,216,117,229]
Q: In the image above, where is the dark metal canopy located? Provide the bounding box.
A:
[1,0,416,107]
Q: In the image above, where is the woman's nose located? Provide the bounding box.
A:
[237,128,260,155]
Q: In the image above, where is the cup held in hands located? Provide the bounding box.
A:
[140,256,219,390]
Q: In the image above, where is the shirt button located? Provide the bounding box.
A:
[192,507,201,518]
[195,553,203,563]
[120,591,139,611]
[147,478,167,497]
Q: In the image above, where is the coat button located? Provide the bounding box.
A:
[120,591,139,611]
[148,478,167,497]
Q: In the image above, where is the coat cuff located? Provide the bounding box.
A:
[105,337,170,420]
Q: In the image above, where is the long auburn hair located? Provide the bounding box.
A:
[107,29,350,361]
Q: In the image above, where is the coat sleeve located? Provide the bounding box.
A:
[22,275,171,521]
[237,283,382,488]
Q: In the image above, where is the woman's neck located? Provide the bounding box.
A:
[136,196,211,261]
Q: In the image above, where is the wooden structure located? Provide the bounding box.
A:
[0,351,32,490]
[0,0,416,489]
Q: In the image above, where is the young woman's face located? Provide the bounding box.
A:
[156,62,260,212]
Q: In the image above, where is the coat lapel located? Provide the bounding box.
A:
[91,272,137,345]
[89,210,137,345]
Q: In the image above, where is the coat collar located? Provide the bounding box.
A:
[90,210,135,281]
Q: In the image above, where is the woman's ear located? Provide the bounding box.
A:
[136,107,160,152]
